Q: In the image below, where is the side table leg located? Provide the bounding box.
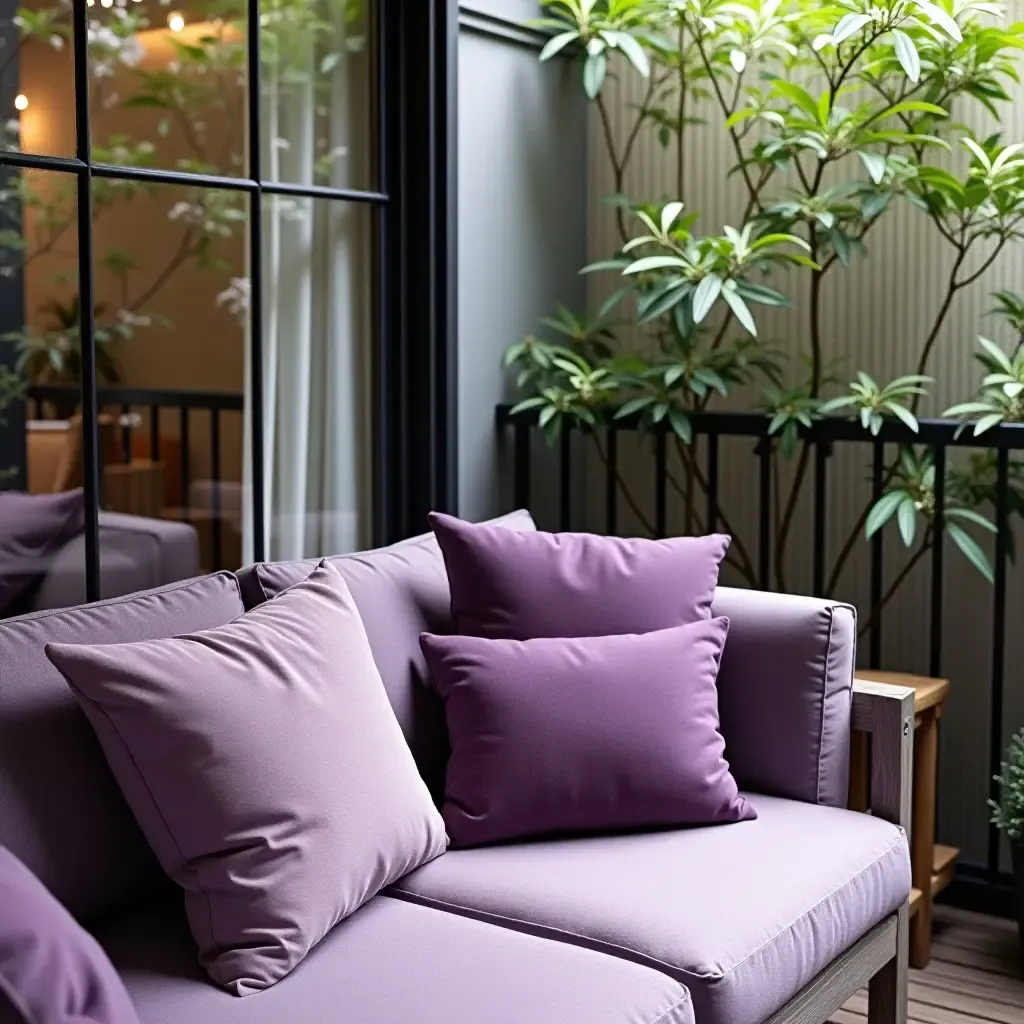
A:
[910,708,938,969]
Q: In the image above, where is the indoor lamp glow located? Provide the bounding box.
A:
[168,11,185,32]
[13,94,27,112]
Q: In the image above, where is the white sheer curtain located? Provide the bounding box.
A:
[242,6,371,564]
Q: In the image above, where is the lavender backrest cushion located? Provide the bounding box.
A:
[429,512,730,640]
[0,845,140,1024]
[0,490,85,616]
[421,617,754,847]
[712,587,856,808]
[238,510,536,797]
[0,573,244,922]
[46,563,448,996]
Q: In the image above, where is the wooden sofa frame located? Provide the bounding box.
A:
[766,679,915,1024]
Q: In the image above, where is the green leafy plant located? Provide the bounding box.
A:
[506,0,1023,616]
[991,729,1024,844]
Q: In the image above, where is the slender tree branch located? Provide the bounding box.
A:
[589,430,657,535]
[126,228,197,314]
[857,536,932,637]
[911,249,966,406]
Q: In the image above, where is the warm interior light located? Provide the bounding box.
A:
[13,94,27,112]
[100,0,113,7]
[167,12,185,31]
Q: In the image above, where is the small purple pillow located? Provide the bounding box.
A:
[0,844,140,1024]
[0,490,84,616]
[420,617,754,847]
[45,562,448,996]
[429,512,729,640]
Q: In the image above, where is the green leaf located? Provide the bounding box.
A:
[721,284,757,336]
[773,80,819,121]
[510,396,548,415]
[692,274,723,323]
[858,151,887,184]
[669,407,692,443]
[943,401,998,417]
[830,229,851,266]
[886,402,919,432]
[946,507,998,533]
[897,497,917,547]
[912,0,963,42]
[725,108,756,129]
[608,31,650,77]
[615,395,655,419]
[538,405,558,429]
[881,100,948,119]
[866,490,910,537]
[661,201,685,235]
[947,522,995,583]
[892,29,921,82]
[623,255,688,275]
[978,336,1012,372]
[735,281,790,307]
[832,12,872,44]
[974,412,1005,435]
[539,29,579,61]
[583,51,607,98]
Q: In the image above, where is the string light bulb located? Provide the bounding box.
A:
[100,0,113,7]
[167,11,185,31]
[13,94,27,111]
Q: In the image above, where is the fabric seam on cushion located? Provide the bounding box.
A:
[54,685,227,987]
[815,606,836,805]
[645,991,692,1024]
[383,889,685,978]
[0,971,33,1024]
[7,571,241,628]
[386,829,907,985]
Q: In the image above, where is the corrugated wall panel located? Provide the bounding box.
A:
[586,53,1024,868]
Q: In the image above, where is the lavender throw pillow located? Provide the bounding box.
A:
[429,512,729,639]
[0,490,84,616]
[0,845,140,1024]
[45,562,447,996]
[420,617,754,847]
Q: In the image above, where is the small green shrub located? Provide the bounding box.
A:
[991,730,1024,844]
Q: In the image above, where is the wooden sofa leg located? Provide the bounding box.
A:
[854,679,914,1024]
[868,904,908,1024]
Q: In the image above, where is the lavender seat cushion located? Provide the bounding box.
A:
[0,490,85,617]
[429,512,729,639]
[0,573,245,922]
[94,896,693,1024]
[0,845,140,1024]
[422,619,753,847]
[390,795,910,1024]
[238,509,536,798]
[46,563,448,996]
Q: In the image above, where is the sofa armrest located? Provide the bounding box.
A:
[852,679,914,832]
[713,586,856,807]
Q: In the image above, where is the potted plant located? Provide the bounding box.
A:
[991,729,1024,967]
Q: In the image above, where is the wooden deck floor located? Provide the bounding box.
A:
[831,906,1024,1023]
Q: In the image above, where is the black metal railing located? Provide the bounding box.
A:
[29,385,244,570]
[498,402,1024,904]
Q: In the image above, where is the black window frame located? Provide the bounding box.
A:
[0,0,458,599]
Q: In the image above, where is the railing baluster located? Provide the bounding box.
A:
[210,409,222,571]
[929,444,946,678]
[513,422,530,510]
[120,403,132,464]
[655,428,667,539]
[179,407,190,525]
[605,425,617,535]
[758,436,771,589]
[706,432,719,533]
[559,425,571,531]
[988,447,1009,879]
[870,439,884,669]
[813,440,828,598]
[149,405,160,460]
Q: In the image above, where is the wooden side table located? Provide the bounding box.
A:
[849,670,957,970]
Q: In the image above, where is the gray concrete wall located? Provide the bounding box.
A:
[456,3,587,523]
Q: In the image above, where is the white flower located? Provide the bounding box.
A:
[49,35,64,50]
[117,310,151,327]
[216,277,250,321]
[168,200,195,221]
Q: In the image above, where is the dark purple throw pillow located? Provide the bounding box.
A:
[429,512,729,640]
[420,617,754,848]
[0,845,140,1024]
[0,490,84,616]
